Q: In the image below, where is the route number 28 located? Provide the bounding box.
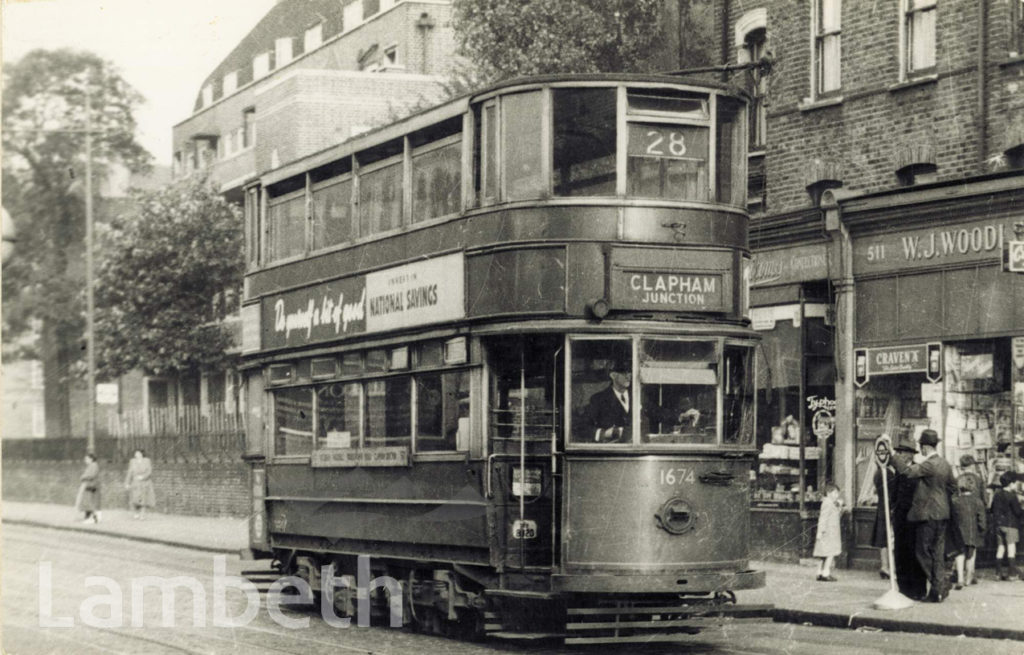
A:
[659,467,695,485]
[646,130,687,157]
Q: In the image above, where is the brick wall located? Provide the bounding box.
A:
[717,0,1017,218]
[2,458,250,518]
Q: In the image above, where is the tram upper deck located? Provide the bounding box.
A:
[243,74,750,315]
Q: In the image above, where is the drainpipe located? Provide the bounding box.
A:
[822,188,857,510]
[721,0,731,83]
[977,0,988,165]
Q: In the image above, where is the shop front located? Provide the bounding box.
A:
[844,181,1024,569]
[749,241,836,561]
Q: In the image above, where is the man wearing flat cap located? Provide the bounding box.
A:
[892,429,958,602]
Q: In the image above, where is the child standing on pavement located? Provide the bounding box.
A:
[992,473,1024,581]
[951,476,986,588]
[814,483,843,582]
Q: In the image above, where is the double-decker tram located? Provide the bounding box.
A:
[241,74,764,644]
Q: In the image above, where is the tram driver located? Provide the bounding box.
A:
[585,359,702,443]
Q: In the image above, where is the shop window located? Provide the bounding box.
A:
[903,0,936,78]
[411,137,461,221]
[416,370,470,452]
[358,160,403,236]
[501,91,545,201]
[638,339,719,445]
[553,88,616,197]
[311,177,353,250]
[317,382,362,449]
[813,0,841,96]
[274,387,314,456]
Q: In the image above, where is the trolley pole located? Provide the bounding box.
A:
[85,87,97,453]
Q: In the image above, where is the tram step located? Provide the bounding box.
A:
[566,603,773,616]
[568,616,769,630]
[486,631,561,641]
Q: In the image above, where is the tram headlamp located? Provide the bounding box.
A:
[588,298,610,320]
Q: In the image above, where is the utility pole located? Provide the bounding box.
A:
[85,87,97,453]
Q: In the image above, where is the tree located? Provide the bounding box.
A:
[94,177,244,380]
[2,49,151,436]
[451,0,714,81]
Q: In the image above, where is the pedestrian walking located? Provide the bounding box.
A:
[75,453,101,524]
[892,429,958,602]
[991,472,1024,581]
[950,475,986,589]
[124,449,156,520]
[890,432,927,600]
[814,483,843,582]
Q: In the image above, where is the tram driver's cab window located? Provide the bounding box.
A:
[570,337,730,446]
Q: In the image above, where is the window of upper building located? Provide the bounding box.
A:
[384,45,398,67]
[344,0,363,31]
[276,37,294,67]
[223,71,238,96]
[243,108,256,149]
[1011,0,1024,57]
[743,29,767,150]
[305,22,324,52]
[363,0,381,19]
[253,52,271,79]
[201,84,214,108]
[813,0,841,96]
[903,0,936,78]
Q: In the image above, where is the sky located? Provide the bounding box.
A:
[3,0,278,164]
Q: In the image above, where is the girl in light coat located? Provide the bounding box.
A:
[814,483,844,581]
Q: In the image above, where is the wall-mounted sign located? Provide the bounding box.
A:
[854,342,942,387]
[750,243,829,287]
[96,383,119,405]
[260,254,465,350]
[807,395,836,440]
[611,270,724,312]
[311,446,409,468]
[854,219,1011,275]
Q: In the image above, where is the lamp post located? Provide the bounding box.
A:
[84,87,97,453]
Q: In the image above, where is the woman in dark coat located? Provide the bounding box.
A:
[872,461,897,578]
[75,453,101,523]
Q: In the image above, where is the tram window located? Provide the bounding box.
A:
[341,352,363,376]
[316,382,362,449]
[311,178,353,250]
[365,349,388,373]
[411,138,461,221]
[570,339,633,444]
[365,377,411,447]
[553,88,616,197]
[273,387,314,456]
[638,339,718,445]
[716,97,747,207]
[245,187,260,267]
[488,335,561,445]
[482,102,498,203]
[723,345,755,445]
[627,89,708,119]
[627,123,709,201]
[416,341,444,368]
[266,192,307,262]
[502,91,545,201]
[416,370,470,452]
[358,161,403,237]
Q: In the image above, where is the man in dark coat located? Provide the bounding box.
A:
[586,360,633,442]
[893,429,958,602]
[890,433,927,600]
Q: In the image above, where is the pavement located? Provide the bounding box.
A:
[4,500,1024,642]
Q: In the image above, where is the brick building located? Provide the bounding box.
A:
[172,0,460,203]
[715,0,1024,563]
